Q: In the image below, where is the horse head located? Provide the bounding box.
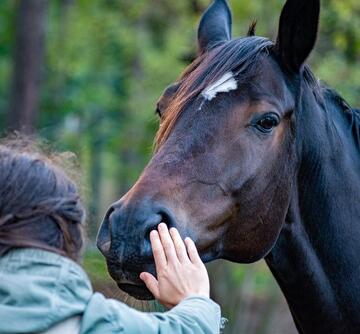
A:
[97,0,320,300]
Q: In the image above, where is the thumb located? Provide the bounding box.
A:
[140,272,160,299]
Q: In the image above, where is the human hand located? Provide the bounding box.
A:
[139,223,210,309]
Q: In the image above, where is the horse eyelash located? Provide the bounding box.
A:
[155,104,161,116]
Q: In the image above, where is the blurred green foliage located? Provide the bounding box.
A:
[83,249,110,282]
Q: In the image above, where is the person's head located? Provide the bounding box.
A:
[0,138,85,262]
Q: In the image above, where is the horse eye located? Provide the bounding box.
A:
[256,114,280,133]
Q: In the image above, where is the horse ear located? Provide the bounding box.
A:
[198,0,232,54]
[275,0,320,73]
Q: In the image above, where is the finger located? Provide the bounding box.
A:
[139,272,160,299]
[158,223,178,263]
[185,237,202,264]
[150,230,167,270]
[169,227,189,263]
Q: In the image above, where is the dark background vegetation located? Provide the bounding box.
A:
[0,0,359,333]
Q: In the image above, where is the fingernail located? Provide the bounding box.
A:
[158,223,167,230]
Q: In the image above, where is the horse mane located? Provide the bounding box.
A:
[247,21,257,37]
[293,64,359,149]
[322,87,360,149]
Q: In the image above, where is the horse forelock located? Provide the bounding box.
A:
[154,36,273,150]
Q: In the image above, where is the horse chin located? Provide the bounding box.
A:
[105,261,155,300]
[117,282,154,300]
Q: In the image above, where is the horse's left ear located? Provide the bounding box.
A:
[275,0,320,73]
[198,0,232,54]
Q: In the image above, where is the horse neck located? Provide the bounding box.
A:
[266,85,360,334]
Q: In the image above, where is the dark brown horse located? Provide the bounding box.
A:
[97,0,360,333]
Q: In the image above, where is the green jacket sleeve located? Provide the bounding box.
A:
[80,293,221,334]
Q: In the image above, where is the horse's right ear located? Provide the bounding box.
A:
[198,0,232,55]
[275,0,320,73]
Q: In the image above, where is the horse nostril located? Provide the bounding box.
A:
[158,210,176,229]
[144,209,176,241]
[141,209,175,260]
[144,213,162,242]
[99,241,111,254]
[96,206,115,255]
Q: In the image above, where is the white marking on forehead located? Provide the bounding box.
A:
[201,71,237,101]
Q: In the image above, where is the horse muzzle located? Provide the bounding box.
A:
[96,198,180,300]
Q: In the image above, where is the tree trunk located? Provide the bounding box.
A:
[7,0,47,133]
